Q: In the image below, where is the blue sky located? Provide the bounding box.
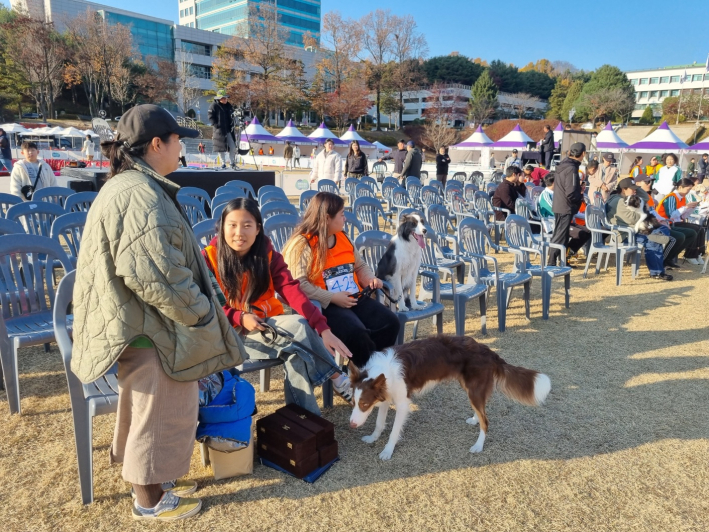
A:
[3,0,709,71]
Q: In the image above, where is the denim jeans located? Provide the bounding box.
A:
[636,234,665,275]
[0,158,12,172]
[242,314,339,414]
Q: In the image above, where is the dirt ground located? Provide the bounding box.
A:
[1,255,708,532]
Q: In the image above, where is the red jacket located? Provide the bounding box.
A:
[202,237,329,334]
[527,167,549,186]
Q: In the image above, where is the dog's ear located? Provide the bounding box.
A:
[349,363,361,383]
[371,373,388,400]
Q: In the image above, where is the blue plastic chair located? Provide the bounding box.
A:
[6,201,66,237]
[32,186,75,208]
[176,187,210,213]
[0,218,24,235]
[0,235,73,414]
[343,211,363,240]
[50,211,87,267]
[257,185,286,200]
[353,197,386,232]
[212,192,245,213]
[214,187,247,200]
[0,193,22,218]
[224,179,257,198]
[505,214,571,320]
[457,217,532,332]
[64,192,98,213]
[263,214,299,253]
[299,190,317,215]
[317,179,339,194]
[261,201,299,221]
[258,190,288,207]
[192,219,219,250]
[178,195,209,226]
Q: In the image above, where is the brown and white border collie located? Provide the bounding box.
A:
[348,335,551,460]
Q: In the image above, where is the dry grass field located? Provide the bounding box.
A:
[2,255,709,532]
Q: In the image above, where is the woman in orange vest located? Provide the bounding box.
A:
[628,156,643,179]
[655,178,705,265]
[202,198,354,412]
[283,192,400,368]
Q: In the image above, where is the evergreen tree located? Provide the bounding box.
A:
[561,80,584,122]
[546,77,571,119]
[638,105,655,125]
[471,70,498,101]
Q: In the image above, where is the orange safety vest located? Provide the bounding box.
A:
[656,192,685,219]
[629,165,641,177]
[646,164,662,176]
[575,202,586,226]
[308,232,362,292]
[204,245,283,319]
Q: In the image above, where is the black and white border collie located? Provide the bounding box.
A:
[625,195,661,235]
[349,335,551,460]
[376,213,427,311]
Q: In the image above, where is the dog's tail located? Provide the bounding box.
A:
[496,364,551,407]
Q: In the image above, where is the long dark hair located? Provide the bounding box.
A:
[100,132,173,178]
[217,198,270,309]
[286,192,345,283]
[348,140,361,158]
[631,156,643,167]
[673,178,695,195]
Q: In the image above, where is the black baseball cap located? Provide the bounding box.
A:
[116,104,199,148]
[634,173,653,183]
[512,149,518,153]
[603,153,616,162]
[569,142,586,157]
[618,178,638,191]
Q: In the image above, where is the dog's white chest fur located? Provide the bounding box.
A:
[389,235,423,311]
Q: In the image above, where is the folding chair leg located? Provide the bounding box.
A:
[1,342,21,415]
[396,316,407,345]
[542,274,551,320]
[412,320,420,340]
[615,253,623,286]
[564,274,571,309]
[436,310,443,335]
[595,252,603,275]
[497,288,507,332]
[523,281,531,320]
[321,380,333,409]
[259,368,271,393]
[479,294,487,335]
[73,403,95,504]
[583,251,594,279]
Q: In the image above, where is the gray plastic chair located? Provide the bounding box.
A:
[263,214,299,253]
[50,211,87,267]
[360,175,379,193]
[343,211,363,240]
[505,214,571,320]
[176,187,210,213]
[474,191,507,249]
[192,219,218,250]
[354,230,444,344]
[429,179,444,197]
[451,172,468,183]
[261,201,299,221]
[344,177,359,205]
[214,187,247,201]
[457,217,532,332]
[464,183,479,203]
[224,179,257,198]
[420,185,443,208]
[371,161,387,180]
[470,171,485,188]
[258,189,288,207]
[178,195,209,226]
[6,201,66,237]
[211,203,227,224]
[392,187,413,219]
[299,190,317,214]
[53,270,119,504]
[0,193,22,218]
[583,206,639,286]
[418,226,487,335]
[257,185,286,200]
[317,179,339,194]
[32,186,75,207]
[64,191,98,213]
[0,235,73,414]
[0,218,24,235]
[212,192,245,213]
[353,196,386,232]
[354,182,377,201]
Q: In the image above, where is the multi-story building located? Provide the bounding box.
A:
[367,85,548,128]
[10,0,323,122]
[625,63,709,121]
[179,0,321,48]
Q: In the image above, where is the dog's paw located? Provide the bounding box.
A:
[466,416,479,426]
[410,301,425,310]
[398,304,410,312]
[469,442,484,454]
[362,434,379,444]
[379,446,395,460]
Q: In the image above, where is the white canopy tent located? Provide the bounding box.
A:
[623,121,691,173]
[449,125,494,164]
[339,125,377,158]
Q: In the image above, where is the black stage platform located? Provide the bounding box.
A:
[166,168,275,198]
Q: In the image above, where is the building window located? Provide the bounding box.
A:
[403,98,419,104]
[660,90,669,97]
[650,91,658,98]
[705,74,709,81]
[639,78,648,85]
[180,9,183,17]
[189,6,193,15]
[649,77,658,84]
[188,64,212,79]
[630,78,638,85]
[670,89,680,96]
[639,91,648,99]
[660,76,669,83]
[402,109,419,115]
[692,74,703,82]
[181,41,211,56]
[670,75,680,83]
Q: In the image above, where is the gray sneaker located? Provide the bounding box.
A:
[132,491,202,521]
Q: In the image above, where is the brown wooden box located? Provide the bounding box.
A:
[318,440,339,467]
[276,404,335,449]
[257,440,320,479]
[256,413,317,461]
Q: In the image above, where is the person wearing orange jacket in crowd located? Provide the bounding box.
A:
[202,197,355,412]
[283,192,400,368]
[655,178,705,266]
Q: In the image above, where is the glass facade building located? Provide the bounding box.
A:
[100,10,174,61]
[194,0,320,47]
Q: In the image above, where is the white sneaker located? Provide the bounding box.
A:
[687,258,700,265]
[333,375,354,405]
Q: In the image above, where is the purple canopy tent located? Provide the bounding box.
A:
[275,119,318,146]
